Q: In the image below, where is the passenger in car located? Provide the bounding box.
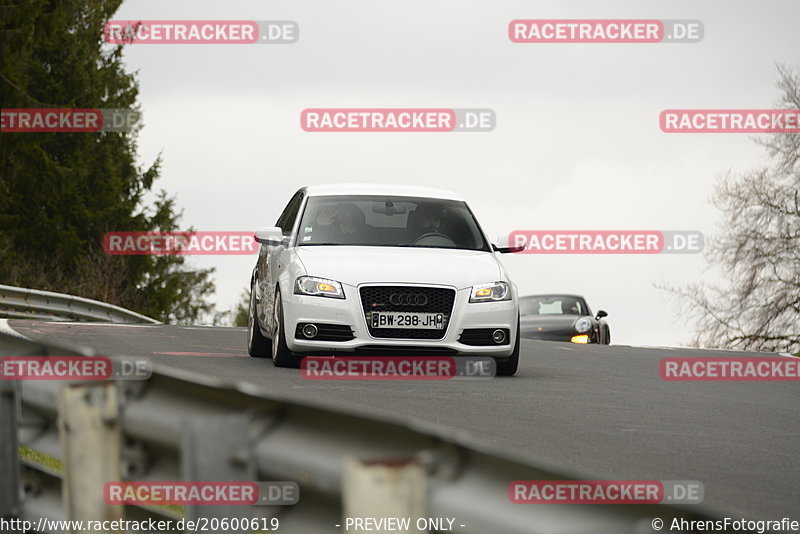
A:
[314,203,367,244]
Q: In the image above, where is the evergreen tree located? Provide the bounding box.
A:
[1,0,215,323]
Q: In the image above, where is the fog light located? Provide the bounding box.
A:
[302,324,318,339]
[570,334,589,344]
[492,329,507,344]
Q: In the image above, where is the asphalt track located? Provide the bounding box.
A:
[7,320,799,521]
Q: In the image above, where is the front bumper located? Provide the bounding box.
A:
[521,330,598,343]
[283,284,517,357]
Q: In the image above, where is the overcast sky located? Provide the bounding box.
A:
[111,0,799,347]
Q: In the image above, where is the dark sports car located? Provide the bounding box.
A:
[519,294,610,344]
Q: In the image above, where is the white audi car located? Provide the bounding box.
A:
[247,184,521,375]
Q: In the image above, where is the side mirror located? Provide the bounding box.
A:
[492,234,525,254]
[255,227,287,246]
[596,310,608,319]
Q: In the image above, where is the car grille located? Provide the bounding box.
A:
[359,285,456,340]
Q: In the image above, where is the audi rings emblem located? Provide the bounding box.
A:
[389,293,428,306]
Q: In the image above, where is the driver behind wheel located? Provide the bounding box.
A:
[413,204,450,239]
[561,299,581,315]
[421,206,446,233]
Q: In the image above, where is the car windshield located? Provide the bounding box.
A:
[296,195,490,251]
[520,296,588,316]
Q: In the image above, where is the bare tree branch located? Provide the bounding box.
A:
[663,65,800,354]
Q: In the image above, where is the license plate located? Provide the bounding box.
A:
[371,312,444,329]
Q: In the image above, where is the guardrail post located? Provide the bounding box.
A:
[343,457,427,534]
[0,379,20,519]
[59,382,124,532]
[181,413,254,526]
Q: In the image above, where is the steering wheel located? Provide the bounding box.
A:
[413,232,456,246]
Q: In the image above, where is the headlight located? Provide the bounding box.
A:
[575,317,592,333]
[469,282,511,303]
[294,276,345,299]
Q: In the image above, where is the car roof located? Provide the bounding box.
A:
[521,294,586,300]
[304,183,464,201]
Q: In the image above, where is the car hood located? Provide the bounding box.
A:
[294,246,502,288]
[520,315,581,331]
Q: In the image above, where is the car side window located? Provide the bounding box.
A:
[276,192,304,236]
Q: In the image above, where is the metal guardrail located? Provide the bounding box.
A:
[0,332,716,534]
[0,285,160,324]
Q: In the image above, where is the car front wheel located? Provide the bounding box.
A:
[271,288,300,368]
[495,317,520,376]
[247,283,271,357]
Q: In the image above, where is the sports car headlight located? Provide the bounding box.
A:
[294,276,345,299]
[575,317,592,333]
[469,282,511,303]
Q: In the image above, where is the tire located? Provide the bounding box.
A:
[496,318,520,376]
[271,288,300,368]
[604,327,611,345]
[247,283,271,357]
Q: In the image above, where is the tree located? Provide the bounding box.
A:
[232,287,250,327]
[0,0,215,323]
[669,65,799,353]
